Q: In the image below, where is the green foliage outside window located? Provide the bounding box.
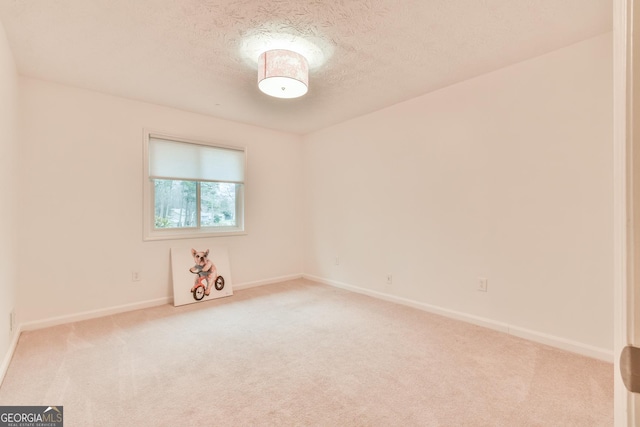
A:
[154,179,238,229]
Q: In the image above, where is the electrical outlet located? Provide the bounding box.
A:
[335,256,340,266]
[132,271,141,282]
[478,278,488,292]
[386,274,393,285]
[9,309,15,333]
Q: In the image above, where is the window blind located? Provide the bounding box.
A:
[149,137,245,183]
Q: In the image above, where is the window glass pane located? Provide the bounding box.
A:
[154,179,197,229]
[201,182,239,227]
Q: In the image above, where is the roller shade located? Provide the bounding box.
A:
[149,137,245,183]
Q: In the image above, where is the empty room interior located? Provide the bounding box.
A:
[0,1,620,425]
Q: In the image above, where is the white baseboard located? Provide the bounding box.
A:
[20,296,172,332]
[0,325,22,387]
[303,274,614,363]
[234,273,303,291]
[507,326,613,362]
[17,273,304,332]
[10,273,612,364]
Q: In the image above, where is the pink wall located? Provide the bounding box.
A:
[17,78,304,324]
[303,33,613,358]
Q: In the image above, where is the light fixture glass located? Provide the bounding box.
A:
[257,49,309,99]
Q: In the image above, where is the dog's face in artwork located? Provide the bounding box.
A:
[191,249,210,267]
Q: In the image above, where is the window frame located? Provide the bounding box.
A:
[143,130,247,241]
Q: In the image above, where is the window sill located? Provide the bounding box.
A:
[143,229,247,241]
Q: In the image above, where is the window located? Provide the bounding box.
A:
[143,132,246,240]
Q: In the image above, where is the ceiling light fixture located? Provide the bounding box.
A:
[257,49,309,99]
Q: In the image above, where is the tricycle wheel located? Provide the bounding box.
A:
[193,285,205,301]
[214,276,225,291]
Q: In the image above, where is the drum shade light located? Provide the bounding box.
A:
[257,49,308,99]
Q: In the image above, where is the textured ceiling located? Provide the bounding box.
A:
[0,0,612,134]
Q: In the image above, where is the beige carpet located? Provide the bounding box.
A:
[0,279,612,426]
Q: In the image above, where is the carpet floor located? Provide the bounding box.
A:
[0,279,613,426]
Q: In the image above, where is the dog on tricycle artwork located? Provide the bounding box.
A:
[189,248,225,301]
